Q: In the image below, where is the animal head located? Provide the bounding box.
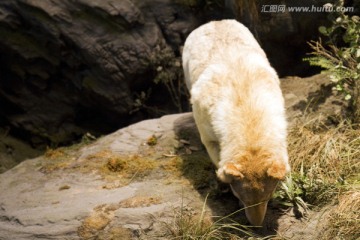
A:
[216,158,289,225]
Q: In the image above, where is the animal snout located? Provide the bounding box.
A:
[244,201,268,226]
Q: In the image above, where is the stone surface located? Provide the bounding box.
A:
[0,112,209,239]
[0,74,347,239]
[280,74,347,122]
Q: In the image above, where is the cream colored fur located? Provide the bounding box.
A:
[182,20,290,226]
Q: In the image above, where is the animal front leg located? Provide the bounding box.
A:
[202,140,220,167]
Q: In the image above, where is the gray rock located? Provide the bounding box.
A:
[0,74,347,239]
[0,113,209,239]
[280,74,347,122]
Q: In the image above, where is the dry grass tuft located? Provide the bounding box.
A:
[40,148,71,173]
[164,195,259,240]
[78,212,112,239]
[42,148,160,185]
[41,143,85,173]
[85,150,158,183]
[97,226,134,240]
[104,156,156,176]
[274,115,360,225]
[119,196,162,208]
[289,118,359,179]
[285,117,360,205]
[321,190,360,239]
[44,148,66,159]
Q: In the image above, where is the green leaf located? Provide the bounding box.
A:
[351,15,360,22]
[330,75,339,83]
[318,26,328,35]
[341,50,351,59]
[336,85,343,91]
[356,49,360,58]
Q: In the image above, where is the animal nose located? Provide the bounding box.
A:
[244,201,268,226]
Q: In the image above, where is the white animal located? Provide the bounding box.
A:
[182,20,290,226]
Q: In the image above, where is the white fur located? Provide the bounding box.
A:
[183,19,289,176]
[182,20,289,225]
[183,20,288,170]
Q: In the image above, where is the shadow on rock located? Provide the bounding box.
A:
[292,84,334,112]
[173,113,282,237]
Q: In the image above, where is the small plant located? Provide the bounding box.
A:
[152,48,190,113]
[304,0,360,121]
[146,134,158,146]
[274,172,310,218]
[81,132,97,144]
[130,89,165,116]
[130,47,190,116]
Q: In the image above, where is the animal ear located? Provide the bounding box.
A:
[267,161,290,180]
[216,162,244,183]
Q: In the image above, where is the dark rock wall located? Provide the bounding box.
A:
[2,0,355,146]
[227,0,338,77]
[0,0,199,146]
